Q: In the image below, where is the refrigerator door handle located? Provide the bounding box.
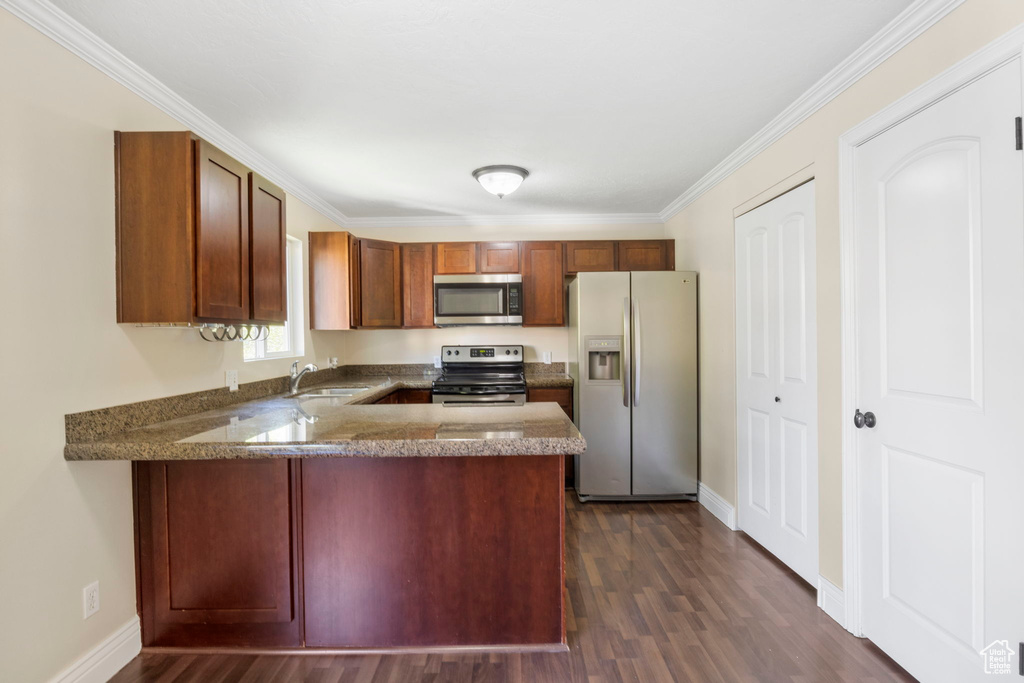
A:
[622,297,631,407]
[632,297,641,407]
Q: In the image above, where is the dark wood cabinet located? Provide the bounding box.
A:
[617,240,675,271]
[401,243,434,328]
[435,242,477,274]
[359,239,402,327]
[527,387,574,487]
[301,456,563,647]
[309,231,358,330]
[134,459,303,647]
[195,140,250,322]
[115,131,287,325]
[479,242,520,273]
[373,389,431,404]
[565,241,616,273]
[521,241,565,326]
[249,173,287,323]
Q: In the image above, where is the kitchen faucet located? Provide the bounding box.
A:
[290,361,319,395]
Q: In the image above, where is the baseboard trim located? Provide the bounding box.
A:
[816,576,846,629]
[48,616,141,683]
[697,483,738,531]
[143,642,569,656]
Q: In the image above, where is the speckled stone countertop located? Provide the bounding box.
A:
[65,377,585,461]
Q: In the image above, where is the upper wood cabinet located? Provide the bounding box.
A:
[565,241,616,273]
[309,232,358,330]
[521,241,565,326]
[249,174,288,323]
[479,242,520,273]
[358,238,402,328]
[115,131,287,325]
[617,240,675,271]
[401,243,434,328]
[195,140,250,322]
[435,242,477,274]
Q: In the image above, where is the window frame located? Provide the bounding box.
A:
[244,236,305,362]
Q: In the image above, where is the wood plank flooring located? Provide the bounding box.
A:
[111,493,914,682]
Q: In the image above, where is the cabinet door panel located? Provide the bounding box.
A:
[521,241,564,326]
[479,242,520,273]
[195,140,250,321]
[401,243,434,328]
[617,240,673,271]
[309,232,356,330]
[249,173,287,323]
[435,242,478,274]
[565,241,616,273]
[359,239,402,327]
[135,460,302,647]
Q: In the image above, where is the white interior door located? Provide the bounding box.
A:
[852,61,1024,682]
[735,180,819,585]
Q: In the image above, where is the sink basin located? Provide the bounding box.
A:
[298,386,370,397]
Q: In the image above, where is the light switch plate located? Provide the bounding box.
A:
[542,351,552,364]
[433,356,442,369]
[225,370,238,392]
[329,357,339,369]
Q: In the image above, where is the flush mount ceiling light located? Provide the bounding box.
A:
[472,165,529,199]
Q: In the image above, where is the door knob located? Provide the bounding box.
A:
[854,409,877,429]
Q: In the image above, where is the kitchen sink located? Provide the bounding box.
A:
[298,386,370,397]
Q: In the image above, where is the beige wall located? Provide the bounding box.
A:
[0,11,346,681]
[335,223,666,364]
[665,0,1024,587]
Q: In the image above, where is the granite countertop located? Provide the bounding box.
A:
[65,377,584,462]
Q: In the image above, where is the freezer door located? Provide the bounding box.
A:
[630,271,698,496]
[574,272,632,497]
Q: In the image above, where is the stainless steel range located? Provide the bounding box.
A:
[431,345,526,406]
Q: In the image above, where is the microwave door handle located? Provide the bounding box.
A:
[622,297,631,408]
[632,297,641,407]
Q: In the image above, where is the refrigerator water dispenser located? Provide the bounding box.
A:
[585,337,621,383]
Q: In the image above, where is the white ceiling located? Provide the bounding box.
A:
[50,0,912,219]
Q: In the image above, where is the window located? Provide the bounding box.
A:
[244,236,305,361]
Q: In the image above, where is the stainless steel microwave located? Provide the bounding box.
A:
[433,274,523,326]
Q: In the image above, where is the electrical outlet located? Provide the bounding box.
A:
[328,357,339,369]
[83,581,99,619]
[225,370,238,392]
[433,356,442,369]
[542,351,552,364]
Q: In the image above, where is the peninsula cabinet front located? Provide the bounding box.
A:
[133,456,566,650]
[115,131,287,325]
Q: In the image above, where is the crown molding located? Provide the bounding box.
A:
[343,212,664,229]
[657,0,966,222]
[0,0,351,228]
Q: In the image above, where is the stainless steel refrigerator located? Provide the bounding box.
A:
[568,271,698,500]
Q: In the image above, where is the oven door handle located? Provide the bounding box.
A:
[434,394,521,406]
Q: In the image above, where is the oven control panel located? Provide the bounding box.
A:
[441,345,523,362]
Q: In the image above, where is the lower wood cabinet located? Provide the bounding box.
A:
[526,386,574,487]
[134,460,303,647]
[134,454,565,649]
[374,388,433,404]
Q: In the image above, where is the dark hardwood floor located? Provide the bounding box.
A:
[111,492,913,682]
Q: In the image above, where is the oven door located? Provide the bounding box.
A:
[433,275,523,326]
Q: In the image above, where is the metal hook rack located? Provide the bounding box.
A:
[197,324,270,343]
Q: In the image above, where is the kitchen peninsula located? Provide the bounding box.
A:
[65,378,583,652]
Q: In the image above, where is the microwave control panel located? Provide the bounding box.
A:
[508,283,522,315]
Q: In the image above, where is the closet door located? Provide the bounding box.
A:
[734,180,818,585]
